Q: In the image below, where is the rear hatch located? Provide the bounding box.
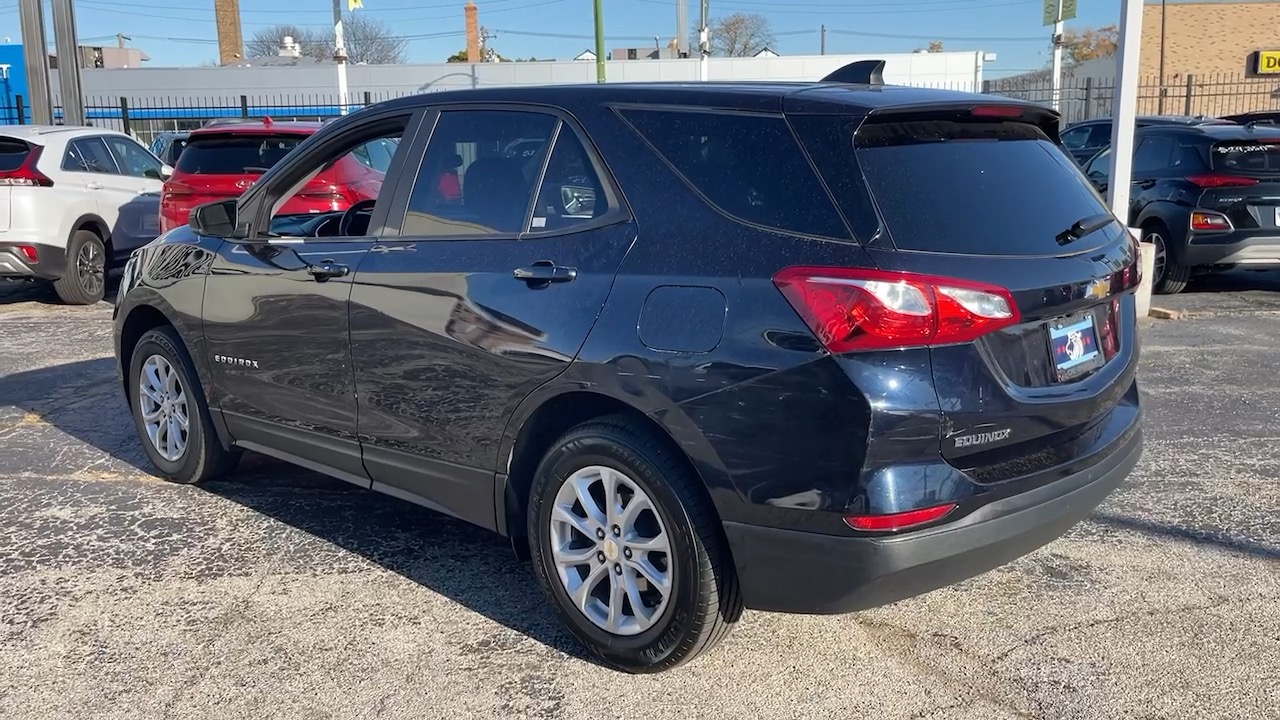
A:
[796,104,1141,481]
[161,131,308,229]
[0,136,39,232]
[1194,137,1280,231]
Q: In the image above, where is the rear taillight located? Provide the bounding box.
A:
[773,267,1021,353]
[845,503,957,532]
[1100,296,1121,360]
[1190,210,1233,231]
[1186,174,1259,188]
[17,245,38,263]
[0,146,53,187]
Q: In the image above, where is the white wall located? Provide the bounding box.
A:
[55,51,985,104]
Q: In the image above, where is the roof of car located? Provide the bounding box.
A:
[1065,115,1233,128]
[188,119,325,137]
[370,81,1045,116]
[0,125,128,143]
[1160,123,1280,140]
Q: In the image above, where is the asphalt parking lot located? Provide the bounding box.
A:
[1,273,1277,720]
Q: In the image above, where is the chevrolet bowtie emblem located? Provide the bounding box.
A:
[1086,278,1109,300]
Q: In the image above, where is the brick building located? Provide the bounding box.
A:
[1142,0,1280,81]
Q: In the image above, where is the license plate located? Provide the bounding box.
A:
[1047,313,1104,381]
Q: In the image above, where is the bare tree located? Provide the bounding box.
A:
[245,25,328,61]
[244,17,406,65]
[343,15,407,65]
[705,12,775,57]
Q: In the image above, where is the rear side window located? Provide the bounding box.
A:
[175,133,306,174]
[1133,136,1175,172]
[855,119,1120,255]
[1211,140,1280,175]
[0,138,31,171]
[619,109,850,239]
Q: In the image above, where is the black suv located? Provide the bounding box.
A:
[1060,115,1234,165]
[1082,122,1280,293]
[114,62,1143,672]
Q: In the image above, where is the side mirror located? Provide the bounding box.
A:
[189,199,239,238]
[161,163,174,179]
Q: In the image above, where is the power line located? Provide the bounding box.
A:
[635,0,1036,13]
[825,28,1044,42]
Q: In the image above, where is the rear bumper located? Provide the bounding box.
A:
[723,420,1142,615]
[1183,232,1280,268]
[0,242,67,281]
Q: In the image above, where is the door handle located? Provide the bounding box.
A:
[86,182,103,190]
[307,259,349,282]
[513,260,577,287]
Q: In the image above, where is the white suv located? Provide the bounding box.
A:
[0,125,172,304]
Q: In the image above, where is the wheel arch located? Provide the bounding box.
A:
[496,386,734,563]
[69,213,113,256]
[1135,204,1190,259]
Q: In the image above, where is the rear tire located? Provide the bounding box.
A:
[527,416,742,673]
[128,326,240,484]
[53,230,107,305]
[1146,224,1190,295]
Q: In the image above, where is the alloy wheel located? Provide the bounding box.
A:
[1150,232,1167,285]
[549,465,673,636]
[138,354,190,462]
[77,240,105,298]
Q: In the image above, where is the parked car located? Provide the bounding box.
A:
[115,63,1143,672]
[1219,110,1280,126]
[1081,122,1280,293]
[150,131,190,167]
[158,118,397,233]
[1061,115,1235,165]
[0,125,171,304]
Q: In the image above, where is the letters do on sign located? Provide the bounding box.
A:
[1253,50,1280,75]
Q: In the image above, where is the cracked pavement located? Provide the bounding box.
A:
[1,274,1277,720]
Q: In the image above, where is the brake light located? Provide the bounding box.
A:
[845,503,958,532]
[969,105,1024,118]
[1186,174,1259,188]
[1100,296,1121,360]
[17,245,38,263]
[773,267,1021,353]
[0,146,53,187]
[1190,210,1233,231]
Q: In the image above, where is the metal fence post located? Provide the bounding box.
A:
[240,95,250,118]
[1083,77,1093,119]
[14,95,24,125]
[363,90,372,107]
[1183,74,1194,116]
[120,97,131,136]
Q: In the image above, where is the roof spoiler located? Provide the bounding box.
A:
[821,59,886,86]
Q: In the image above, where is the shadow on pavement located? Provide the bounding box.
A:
[1180,269,1280,295]
[1094,512,1280,561]
[0,273,122,306]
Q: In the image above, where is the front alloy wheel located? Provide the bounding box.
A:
[549,465,673,636]
[138,354,189,462]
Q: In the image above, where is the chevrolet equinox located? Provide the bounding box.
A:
[114,62,1144,673]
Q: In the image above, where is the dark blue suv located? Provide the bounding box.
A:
[113,61,1143,672]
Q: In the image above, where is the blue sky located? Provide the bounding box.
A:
[0,0,1120,76]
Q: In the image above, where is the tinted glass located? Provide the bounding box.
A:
[175,133,306,174]
[164,137,189,166]
[529,129,609,233]
[0,138,30,171]
[1133,136,1175,173]
[64,137,117,174]
[351,137,398,173]
[1084,147,1111,181]
[620,109,850,239]
[104,135,164,179]
[1086,124,1113,147]
[1211,139,1280,175]
[1060,125,1091,149]
[402,110,556,236]
[856,119,1119,255]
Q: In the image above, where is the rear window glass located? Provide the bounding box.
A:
[0,138,30,171]
[164,137,189,166]
[619,109,850,239]
[855,119,1120,255]
[1211,140,1280,174]
[175,133,305,174]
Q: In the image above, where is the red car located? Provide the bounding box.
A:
[159,118,395,233]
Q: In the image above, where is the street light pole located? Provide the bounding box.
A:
[593,0,606,83]
[1049,6,1064,111]
[333,0,349,114]
[698,0,709,81]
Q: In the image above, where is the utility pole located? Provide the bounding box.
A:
[117,33,129,49]
[17,0,52,124]
[333,0,349,114]
[50,0,84,125]
[1050,10,1064,112]
[698,0,709,81]
[593,0,605,82]
[820,24,826,55]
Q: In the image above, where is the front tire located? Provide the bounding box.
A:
[53,230,106,305]
[128,326,239,484]
[527,417,742,673]
[1146,224,1190,295]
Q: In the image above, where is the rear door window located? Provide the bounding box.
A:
[618,108,850,240]
[1211,139,1280,175]
[1133,136,1175,173]
[854,118,1119,255]
[176,133,306,174]
[63,137,118,174]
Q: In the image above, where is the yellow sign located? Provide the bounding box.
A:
[1256,50,1280,75]
[348,0,363,10]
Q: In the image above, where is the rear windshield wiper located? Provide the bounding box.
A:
[1055,213,1116,246]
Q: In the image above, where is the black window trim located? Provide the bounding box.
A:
[238,107,429,244]
[384,101,633,243]
[609,102,856,243]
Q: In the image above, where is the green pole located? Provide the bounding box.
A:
[593,0,606,83]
